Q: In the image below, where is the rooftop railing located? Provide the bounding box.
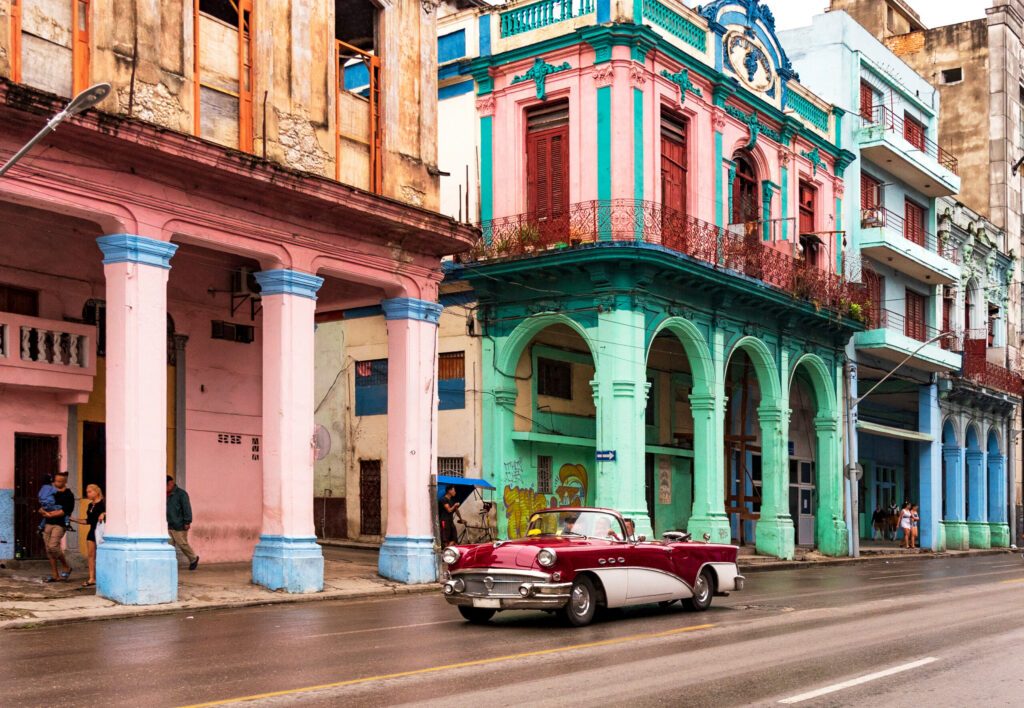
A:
[461,199,868,318]
[499,0,595,37]
[860,206,959,264]
[863,105,959,176]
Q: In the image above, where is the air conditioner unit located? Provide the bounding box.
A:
[943,284,957,299]
[231,267,260,296]
[860,208,883,229]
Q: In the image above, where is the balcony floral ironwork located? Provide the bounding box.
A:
[960,337,1023,396]
[860,206,959,264]
[461,199,869,319]
[863,106,959,175]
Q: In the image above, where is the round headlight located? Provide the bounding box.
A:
[441,547,461,565]
[443,582,454,595]
[537,548,557,567]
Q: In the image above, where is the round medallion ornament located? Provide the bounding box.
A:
[724,30,774,93]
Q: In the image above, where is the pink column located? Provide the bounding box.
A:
[251,269,325,592]
[95,234,178,605]
[378,297,442,584]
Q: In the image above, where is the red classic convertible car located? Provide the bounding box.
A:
[440,507,744,627]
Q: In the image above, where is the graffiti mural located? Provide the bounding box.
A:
[554,463,588,507]
[503,486,548,538]
[502,462,590,538]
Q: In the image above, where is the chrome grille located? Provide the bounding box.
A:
[459,573,538,597]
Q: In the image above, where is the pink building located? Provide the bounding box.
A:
[0,71,473,601]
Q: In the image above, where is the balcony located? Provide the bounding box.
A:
[858,106,960,198]
[853,308,961,372]
[462,199,869,319]
[859,207,960,285]
[960,337,1022,397]
[0,313,97,402]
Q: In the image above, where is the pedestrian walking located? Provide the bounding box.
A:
[897,502,913,548]
[439,485,460,546]
[871,506,883,541]
[39,471,74,582]
[166,476,199,570]
[910,504,920,549]
[72,484,105,588]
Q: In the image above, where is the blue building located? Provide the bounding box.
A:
[782,10,1017,550]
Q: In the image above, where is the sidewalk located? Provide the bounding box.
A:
[737,543,1014,572]
[0,546,433,631]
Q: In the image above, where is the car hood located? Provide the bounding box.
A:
[453,536,608,571]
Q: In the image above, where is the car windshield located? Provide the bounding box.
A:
[526,510,626,540]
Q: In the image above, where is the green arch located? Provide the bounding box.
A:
[496,313,596,376]
[646,316,715,395]
[789,353,837,417]
[725,335,781,403]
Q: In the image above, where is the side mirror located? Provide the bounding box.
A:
[637,535,647,542]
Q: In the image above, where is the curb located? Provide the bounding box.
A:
[1,582,438,632]
[739,547,1011,573]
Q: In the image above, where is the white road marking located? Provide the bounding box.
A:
[778,657,939,704]
[990,562,1024,569]
[305,619,463,639]
[867,572,923,580]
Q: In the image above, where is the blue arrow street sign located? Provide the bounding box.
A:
[596,450,616,462]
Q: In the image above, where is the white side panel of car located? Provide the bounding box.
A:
[625,568,692,603]
[707,562,740,592]
[588,568,629,607]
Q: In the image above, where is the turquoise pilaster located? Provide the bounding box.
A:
[754,405,795,560]
[917,384,942,551]
[480,115,494,239]
[942,444,969,550]
[597,85,612,239]
[987,453,1009,547]
[966,449,990,548]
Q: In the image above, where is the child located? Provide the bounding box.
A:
[38,477,71,532]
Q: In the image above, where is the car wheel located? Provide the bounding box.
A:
[561,575,598,627]
[457,606,496,624]
[683,569,714,612]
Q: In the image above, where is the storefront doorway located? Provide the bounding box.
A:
[14,434,60,559]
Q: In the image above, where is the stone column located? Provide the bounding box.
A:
[592,304,652,539]
[814,415,848,556]
[481,332,518,538]
[917,384,943,551]
[95,234,179,605]
[378,297,443,584]
[685,392,730,544]
[966,448,991,548]
[942,444,969,550]
[251,269,325,593]
[988,453,1010,547]
[754,404,795,560]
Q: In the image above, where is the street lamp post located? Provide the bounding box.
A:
[0,83,111,178]
[845,331,953,557]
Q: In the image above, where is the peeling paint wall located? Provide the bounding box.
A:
[0,0,439,210]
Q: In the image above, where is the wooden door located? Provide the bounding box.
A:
[861,172,881,211]
[660,114,687,216]
[359,459,382,536]
[865,269,884,329]
[14,434,60,560]
[82,422,106,492]
[859,81,874,121]
[732,156,759,225]
[904,199,925,246]
[904,113,926,151]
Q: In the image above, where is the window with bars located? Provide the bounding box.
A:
[537,357,572,399]
[355,358,388,416]
[439,351,466,411]
[537,455,553,494]
[438,457,464,477]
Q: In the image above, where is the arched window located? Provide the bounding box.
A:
[732,154,759,225]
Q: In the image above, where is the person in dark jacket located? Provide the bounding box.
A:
[166,476,199,570]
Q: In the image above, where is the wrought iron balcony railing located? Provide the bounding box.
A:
[860,206,959,264]
[862,105,959,176]
[460,199,868,318]
[960,337,1023,396]
[869,307,942,344]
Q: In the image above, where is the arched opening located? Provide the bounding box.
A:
[732,153,760,226]
[987,428,1007,547]
[965,423,981,520]
[788,370,816,547]
[494,319,598,539]
[644,330,696,536]
[941,419,958,521]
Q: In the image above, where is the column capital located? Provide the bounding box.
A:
[382,297,443,324]
[689,393,716,411]
[494,386,517,409]
[813,416,839,433]
[254,269,324,300]
[97,234,178,269]
[966,450,986,462]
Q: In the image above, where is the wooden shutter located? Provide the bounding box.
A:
[526,101,570,219]
[861,173,880,211]
[905,290,926,341]
[904,113,925,150]
[942,293,953,349]
[904,199,925,246]
[660,112,688,215]
[859,81,874,121]
[799,181,816,234]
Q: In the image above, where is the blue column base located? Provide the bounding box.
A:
[378,535,437,584]
[252,535,324,593]
[96,536,177,605]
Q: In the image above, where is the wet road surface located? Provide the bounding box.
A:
[3,553,1023,707]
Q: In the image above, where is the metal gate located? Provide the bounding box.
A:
[359,459,382,536]
[14,434,61,560]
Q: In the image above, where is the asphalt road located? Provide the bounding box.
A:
[3,553,1023,707]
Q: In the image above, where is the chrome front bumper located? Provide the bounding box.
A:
[441,570,571,610]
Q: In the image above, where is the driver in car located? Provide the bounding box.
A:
[559,514,579,535]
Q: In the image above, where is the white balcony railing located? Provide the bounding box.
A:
[0,312,96,395]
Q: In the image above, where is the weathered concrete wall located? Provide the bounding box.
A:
[0,0,439,209]
[828,0,924,40]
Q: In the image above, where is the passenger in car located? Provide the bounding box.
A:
[594,516,621,541]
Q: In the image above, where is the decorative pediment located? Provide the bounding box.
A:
[512,57,572,100]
